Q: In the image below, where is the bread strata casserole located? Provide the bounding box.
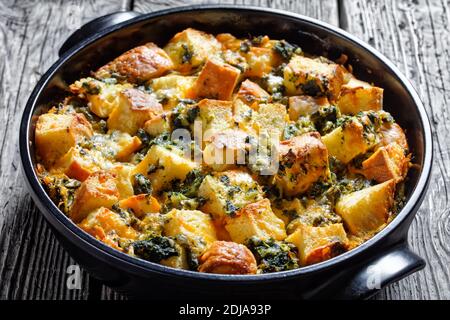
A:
[35,28,410,274]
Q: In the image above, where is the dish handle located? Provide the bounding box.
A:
[59,11,141,57]
[333,242,425,299]
[303,241,425,299]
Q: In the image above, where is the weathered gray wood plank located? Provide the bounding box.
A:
[133,0,340,26]
[340,0,450,300]
[0,0,131,300]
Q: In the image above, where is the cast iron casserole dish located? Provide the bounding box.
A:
[19,5,433,299]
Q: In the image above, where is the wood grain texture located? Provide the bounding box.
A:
[0,0,130,300]
[340,0,450,300]
[0,0,448,300]
[133,0,340,26]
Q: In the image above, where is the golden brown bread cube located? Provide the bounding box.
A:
[149,75,196,110]
[286,200,341,232]
[197,99,234,142]
[90,130,142,161]
[243,47,280,78]
[224,199,286,244]
[335,180,396,237]
[53,147,100,182]
[143,113,171,136]
[322,118,377,164]
[236,79,270,106]
[95,42,173,83]
[198,170,264,221]
[109,132,142,161]
[35,113,93,166]
[275,132,330,197]
[203,128,249,171]
[337,77,383,114]
[199,241,257,274]
[107,88,163,135]
[286,223,348,266]
[164,209,217,257]
[241,36,282,77]
[272,198,306,226]
[254,103,289,140]
[283,55,344,101]
[137,212,165,235]
[212,219,232,241]
[378,122,408,151]
[221,33,272,48]
[132,145,198,192]
[221,47,248,73]
[110,164,135,200]
[216,33,243,51]
[70,171,120,223]
[79,207,139,250]
[361,143,409,183]
[191,59,241,101]
[69,78,132,118]
[160,245,189,270]
[164,28,222,73]
[57,130,142,170]
[288,95,330,120]
[118,194,161,218]
[232,99,258,136]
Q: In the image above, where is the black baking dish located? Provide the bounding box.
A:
[19,5,433,299]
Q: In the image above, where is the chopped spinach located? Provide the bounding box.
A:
[246,237,299,273]
[273,40,301,61]
[133,173,153,195]
[181,44,193,64]
[132,236,178,262]
[310,105,340,135]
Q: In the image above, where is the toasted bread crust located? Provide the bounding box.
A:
[199,241,257,274]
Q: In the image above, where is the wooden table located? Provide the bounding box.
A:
[0,0,448,300]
